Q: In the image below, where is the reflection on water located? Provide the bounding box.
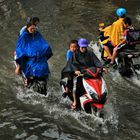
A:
[0,0,140,140]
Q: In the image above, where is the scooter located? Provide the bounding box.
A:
[60,67,108,117]
[97,29,140,78]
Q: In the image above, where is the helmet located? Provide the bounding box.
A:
[99,23,105,27]
[78,38,89,47]
[116,8,126,17]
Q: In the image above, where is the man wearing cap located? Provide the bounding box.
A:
[72,38,104,75]
[71,38,106,109]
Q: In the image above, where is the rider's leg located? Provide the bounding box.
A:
[103,45,112,59]
[72,77,78,109]
[15,63,20,75]
[110,47,118,64]
[111,43,127,64]
[65,86,69,93]
[72,93,76,108]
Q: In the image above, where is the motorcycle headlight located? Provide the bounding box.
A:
[86,86,99,100]
[89,90,99,100]
[90,92,99,100]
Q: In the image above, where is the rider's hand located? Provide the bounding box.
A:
[103,68,108,74]
[75,70,81,76]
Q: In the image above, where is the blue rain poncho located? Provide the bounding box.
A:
[16,30,53,78]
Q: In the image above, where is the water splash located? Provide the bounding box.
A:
[136,14,140,22]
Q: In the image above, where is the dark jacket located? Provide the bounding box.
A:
[71,49,103,71]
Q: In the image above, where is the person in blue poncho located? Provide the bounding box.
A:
[19,17,40,36]
[15,21,53,87]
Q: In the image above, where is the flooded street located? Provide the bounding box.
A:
[0,0,140,139]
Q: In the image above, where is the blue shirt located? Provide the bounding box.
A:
[66,50,74,61]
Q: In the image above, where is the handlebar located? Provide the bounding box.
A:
[75,67,105,79]
[75,74,84,78]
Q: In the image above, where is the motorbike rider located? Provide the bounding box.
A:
[110,17,134,64]
[66,40,78,61]
[61,40,78,98]
[71,38,107,109]
[98,23,112,60]
[15,21,53,87]
[102,8,127,64]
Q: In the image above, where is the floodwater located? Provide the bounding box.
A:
[0,0,140,140]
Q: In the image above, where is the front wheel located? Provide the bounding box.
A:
[91,106,104,119]
[91,106,97,117]
[118,58,133,77]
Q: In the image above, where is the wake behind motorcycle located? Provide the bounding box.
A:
[60,67,108,117]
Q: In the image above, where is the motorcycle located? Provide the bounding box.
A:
[116,49,140,77]
[97,29,140,78]
[60,67,108,117]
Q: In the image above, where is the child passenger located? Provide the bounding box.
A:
[66,40,78,61]
[62,40,78,98]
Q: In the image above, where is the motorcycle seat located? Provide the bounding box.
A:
[118,49,140,57]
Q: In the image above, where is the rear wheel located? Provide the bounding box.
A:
[118,58,133,77]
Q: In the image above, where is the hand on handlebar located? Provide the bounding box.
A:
[103,68,108,74]
[75,70,81,76]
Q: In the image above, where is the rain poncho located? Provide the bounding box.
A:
[61,49,103,79]
[71,50,103,72]
[103,18,125,46]
[16,30,53,78]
